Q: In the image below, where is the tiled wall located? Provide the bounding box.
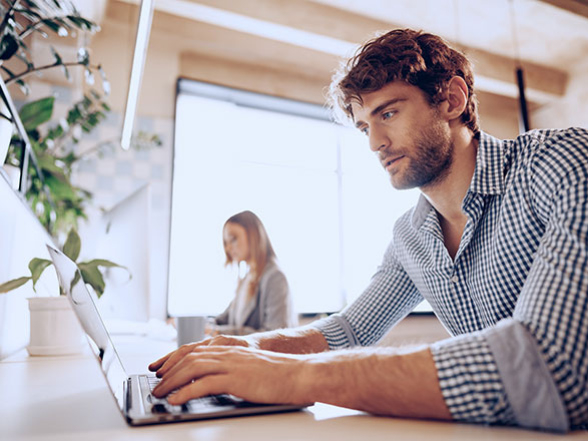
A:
[16,83,175,320]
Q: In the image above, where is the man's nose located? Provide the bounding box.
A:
[369,125,390,152]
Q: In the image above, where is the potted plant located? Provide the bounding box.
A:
[4,94,162,237]
[0,0,111,237]
[0,1,161,237]
[6,92,109,236]
[0,228,128,355]
[0,2,157,355]
[0,0,106,164]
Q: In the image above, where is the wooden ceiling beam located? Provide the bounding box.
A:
[114,0,568,104]
[536,0,588,19]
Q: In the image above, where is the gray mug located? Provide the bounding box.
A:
[176,316,207,346]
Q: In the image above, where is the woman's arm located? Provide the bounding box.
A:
[259,266,296,331]
[214,303,231,325]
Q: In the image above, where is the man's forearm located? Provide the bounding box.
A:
[300,345,452,420]
[255,326,329,354]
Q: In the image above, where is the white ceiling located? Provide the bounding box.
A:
[311,0,588,71]
[104,0,588,105]
[122,0,588,73]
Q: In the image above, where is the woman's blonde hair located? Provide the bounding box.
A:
[223,210,277,297]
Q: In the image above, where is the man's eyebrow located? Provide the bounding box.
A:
[354,98,406,128]
[370,98,405,117]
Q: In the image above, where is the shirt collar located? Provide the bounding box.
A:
[469,131,505,196]
[410,194,437,231]
[410,131,505,230]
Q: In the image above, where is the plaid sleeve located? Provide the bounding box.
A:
[512,130,588,429]
[313,239,423,350]
[430,333,516,425]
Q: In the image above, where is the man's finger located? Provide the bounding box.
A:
[152,355,226,397]
[167,375,229,405]
[148,354,169,372]
[205,335,249,347]
[155,344,201,377]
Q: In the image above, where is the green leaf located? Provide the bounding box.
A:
[38,154,68,176]
[67,15,98,33]
[82,259,131,279]
[1,65,15,79]
[78,263,105,298]
[24,0,42,10]
[16,79,30,96]
[32,28,49,39]
[19,96,55,131]
[61,64,70,81]
[14,54,34,71]
[63,228,81,262]
[50,46,62,65]
[42,19,62,34]
[84,68,94,85]
[81,258,124,268]
[44,174,77,200]
[67,106,82,124]
[0,34,18,61]
[77,47,89,65]
[14,8,42,21]
[69,270,81,294]
[28,258,52,290]
[0,277,31,293]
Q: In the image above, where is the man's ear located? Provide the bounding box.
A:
[443,76,468,121]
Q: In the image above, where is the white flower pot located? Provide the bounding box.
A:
[27,296,87,356]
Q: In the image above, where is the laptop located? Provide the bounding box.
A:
[46,245,308,426]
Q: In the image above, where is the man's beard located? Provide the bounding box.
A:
[390,120,454,190]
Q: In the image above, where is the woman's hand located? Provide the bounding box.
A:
[148,334,256,378]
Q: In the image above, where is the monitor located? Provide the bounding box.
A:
[95,184,151,322]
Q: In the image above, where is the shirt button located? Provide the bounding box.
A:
[451,275,459,283]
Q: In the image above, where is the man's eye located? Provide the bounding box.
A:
[359,126,369,136]
[382,111,395,120]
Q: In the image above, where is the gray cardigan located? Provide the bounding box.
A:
[214,261,297,335]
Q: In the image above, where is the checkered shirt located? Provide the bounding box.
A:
[313,128,588,430]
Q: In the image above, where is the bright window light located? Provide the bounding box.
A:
[168,81,426,316]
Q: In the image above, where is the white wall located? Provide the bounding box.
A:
[532,58,588,130]
[0,172,60,359]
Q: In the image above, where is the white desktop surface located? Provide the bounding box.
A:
[2,335,585,441]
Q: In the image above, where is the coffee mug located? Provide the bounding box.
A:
[176,316,207,346]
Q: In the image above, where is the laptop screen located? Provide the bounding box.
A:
[47,245,128,413]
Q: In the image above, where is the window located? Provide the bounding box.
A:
[167,80,426,316]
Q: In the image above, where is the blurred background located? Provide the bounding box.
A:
[2,0,587,356]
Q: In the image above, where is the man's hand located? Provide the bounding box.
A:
[151,345,309,405]
[148,339,451,422]
[149,327,329,379]
[148,334,255,378]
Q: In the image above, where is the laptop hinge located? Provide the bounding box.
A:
[124,377,132,411]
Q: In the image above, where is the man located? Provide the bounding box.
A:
[150,29,588,432]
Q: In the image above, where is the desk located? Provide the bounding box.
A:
[2,336,585,441]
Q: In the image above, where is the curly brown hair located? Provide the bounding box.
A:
[328,28,479,134]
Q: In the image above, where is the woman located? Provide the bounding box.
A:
[213,210,297,335]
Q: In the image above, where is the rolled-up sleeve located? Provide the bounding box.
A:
[432,133,588,431]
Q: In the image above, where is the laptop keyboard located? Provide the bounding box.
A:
[143,375,248,414]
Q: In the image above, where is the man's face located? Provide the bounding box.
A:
[351,81,454,190]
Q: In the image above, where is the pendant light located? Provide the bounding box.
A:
[509,0,531,133]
